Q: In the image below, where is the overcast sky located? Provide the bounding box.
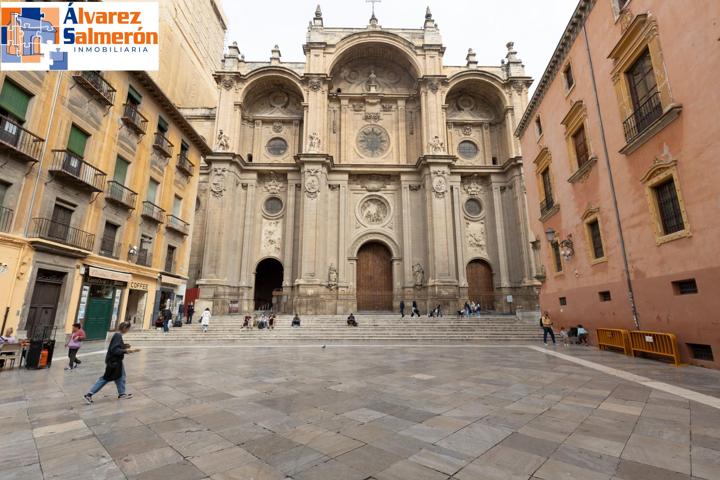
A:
[221,0,578,92]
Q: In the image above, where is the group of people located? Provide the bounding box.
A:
[157,303,211,333]
[540,311,589,346]
[243,312,276,330]
[399,300,422,317]
[460,301,486,317]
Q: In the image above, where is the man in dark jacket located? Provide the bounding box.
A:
[399,300,405,318]
[84,322,138,403]
[186,302,195,324]
[162,306,172,333]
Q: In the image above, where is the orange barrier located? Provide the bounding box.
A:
[596,328,631,355]
[628,330,681,367]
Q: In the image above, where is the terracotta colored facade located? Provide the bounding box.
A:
[517,0,720,367]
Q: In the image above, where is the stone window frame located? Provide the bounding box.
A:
[550,240,564,275]
[457,139,479,160]
[262,195,285,219]
[265,136,289,157]
[533,147,559,222]
[639,157,691,246]
[608,13,682,155]
[611,0,632,20]
[562,61,576,95]
[534,115,543,142]
[561,101,597,183]
[581,206,607,265]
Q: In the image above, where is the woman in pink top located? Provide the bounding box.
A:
[65,323,86,370]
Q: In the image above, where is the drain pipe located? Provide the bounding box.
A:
[23,72,64,236]
[582,25,640,329]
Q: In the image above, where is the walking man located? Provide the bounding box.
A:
[411,300,421,317]
[186,302,195,324]
[399,300,405,318]
[541,311,556,346]
[177,303,184,324]
[84,322,138,403]
[161,305,172,333]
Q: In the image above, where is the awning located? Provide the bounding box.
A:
[161,275,186,286]
[88,266,131,283]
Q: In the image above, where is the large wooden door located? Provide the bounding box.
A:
[357,242,393,311]
[467,260,494,311]
[26,270,64,340]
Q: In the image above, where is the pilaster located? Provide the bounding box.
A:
[491,181,510,288]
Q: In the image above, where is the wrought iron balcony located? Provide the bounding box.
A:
[136,248,152,267]
[141,201,165,223]
[623,91,663,143]
[98,238,122,259]
[49,150,107,193]
[0,114,44,163]
[106,180,137,209]
[72,71,116,106]
[121,103,148,135]
[152,132,174,157]
[540,197,556,217]
[166,214,189,236]
[176,152,194,176]
[0,206,13,233]
[29,218,95,251]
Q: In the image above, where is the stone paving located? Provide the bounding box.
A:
[2,344,720,479]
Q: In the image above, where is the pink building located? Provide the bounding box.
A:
[517,0,720,367]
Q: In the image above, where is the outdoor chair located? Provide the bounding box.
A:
[0,343,22,370]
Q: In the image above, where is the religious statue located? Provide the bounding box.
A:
[412,263,424,287]
[308,132,321,153]
[216,129,230,151]
[366,68,379,91]
[327,263,338,290]
[428,135,445,154]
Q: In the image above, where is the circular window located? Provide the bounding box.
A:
[458,141,478,159]
[464,198,483,217]
[264,197,283,215]
[266,137,288,156]
[357,125,390,158]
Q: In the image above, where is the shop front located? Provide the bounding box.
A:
[77,267,129,340]
[153,274,186,325]
[124,274,157,329]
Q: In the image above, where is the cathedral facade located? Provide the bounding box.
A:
[189,7,542,315]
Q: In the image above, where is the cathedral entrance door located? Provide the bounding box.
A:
[466,260,494,311]
[356,242,393,311]
[254,259,283,311]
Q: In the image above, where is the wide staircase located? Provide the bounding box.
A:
[122,314,540,344]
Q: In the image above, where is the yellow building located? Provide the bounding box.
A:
[0,70,211,340]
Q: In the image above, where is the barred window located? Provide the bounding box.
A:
[653,178,684,235]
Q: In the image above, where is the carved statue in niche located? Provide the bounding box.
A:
[216,130,230,151]
[327,264,338,290]
[428,135,445,153]
[334,59,414,95]
[366,68,379,92]
[307,132,321,153]
[412,263,424,287]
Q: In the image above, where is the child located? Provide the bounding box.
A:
[577,324,589,345]
[558,326,569,347]
[200,308,211,333]
[65,323,86,370]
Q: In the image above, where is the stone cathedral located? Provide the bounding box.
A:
[189,7,542,315]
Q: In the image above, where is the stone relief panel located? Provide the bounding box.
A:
[357,195,391,227]
[245,89,303,119]
[332,59,416,95]
[260,219,282,258]
[446,91,499,122]
[466,220,488,258]
[351,174,392,192]
[356,125,390,158]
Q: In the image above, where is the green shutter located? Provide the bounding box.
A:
[158,116,168,132]
[0,80,32,122]
[127,85,142,104]
[113,157,129,184]
[147,179,159,202]
[173,196,181,216]
[67,125,89,157]
[0,182,8,206]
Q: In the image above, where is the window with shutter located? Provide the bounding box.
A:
[67,125,89,157]
[0,80,32,123]
[127,85,142,105]
[113,156,129,185]
[147,179,159,203]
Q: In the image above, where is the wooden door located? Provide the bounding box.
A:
[467,260,494,311]
[356,242,393,311]
[26,271,64,340]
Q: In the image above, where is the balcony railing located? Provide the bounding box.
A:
[72,71,116,106]
[540,197,556,217]
[136,248,152,267]
[106,180,137,209]
[29,218,95,251]
[152,132,174,157]
[0,114,44,163]
[141,201,165,223]
[98,238,122,259]
[0,206,13,233]
[49,150,107,193]
[623,91,663,143]
[121,103,148,135]
[166,214,189,235]
[176,152,195,176]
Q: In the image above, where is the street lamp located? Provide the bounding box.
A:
[544,228,556,242]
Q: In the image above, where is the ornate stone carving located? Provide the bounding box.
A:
[359,174,391,192]
[215,130,230,151]
[359,196,390,226]
[408,184,422,191]
[381,103,394,112]
[328,184,340,191]
[210,167,228,198]
[428,81,440,93]
[428,135,446,154]
[366,68,379,91]
[412,263,424,287]
[308,132,321,153]
[463,177,484,197]
[327,263,338,290]
[304,168,321,199]
[262,172,285,195]
[466,221,487,256]
[461,125,473,136]
[221,76,234,90]
[431,168,448,198]
[272,121,283,133]
[308,78,322,91]
[260,220,282,257]
[352,102,365,112]
[357,125,390,158]
[364,112,381,123]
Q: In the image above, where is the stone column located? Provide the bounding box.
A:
[421,79,447,155]
[252,120,263,162]
[340,98,349,163]
[239,179,257,287]
[295,155,331,284]
[451,182,467,287]
[397,99,407,163]
[337,176,349,283]
[421,157,457,284]
[400,178,414,287]
[282,179,298,287]
[491,182,510,288]
[481,123,492,165]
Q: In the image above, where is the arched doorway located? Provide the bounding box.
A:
[254,259,283,310]
[356,242,393,311]
[467,260,494,311]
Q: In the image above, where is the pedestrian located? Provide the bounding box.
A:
[577,324,589,345]
[84,322,138,404]
[399,300,405,318]
[559,326,569,347]
[177,303,184,324]
[186,302,195,324]
[269,314,275,330]
[161,305,172,333]
[65,322,86,370]
[347,313,358,327]
[540,311,556,346]
[200,307,211,333]
[292,314,301,327]
[464,301,470,317]
[411,300,421,317]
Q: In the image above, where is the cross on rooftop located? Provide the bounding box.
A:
[366,0,381,17]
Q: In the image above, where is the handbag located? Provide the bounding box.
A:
[103,358,122,381]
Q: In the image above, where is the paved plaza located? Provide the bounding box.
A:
[2,344,720,480]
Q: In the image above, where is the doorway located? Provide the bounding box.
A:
[83,284,116,340]
[356,242,393,311]
[466,260,494,311]
[254,258,283,310]
[26,269,65,340]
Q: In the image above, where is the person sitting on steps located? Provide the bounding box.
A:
[347,313,358,327]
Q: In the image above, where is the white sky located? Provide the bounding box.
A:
[220,0,579,92]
